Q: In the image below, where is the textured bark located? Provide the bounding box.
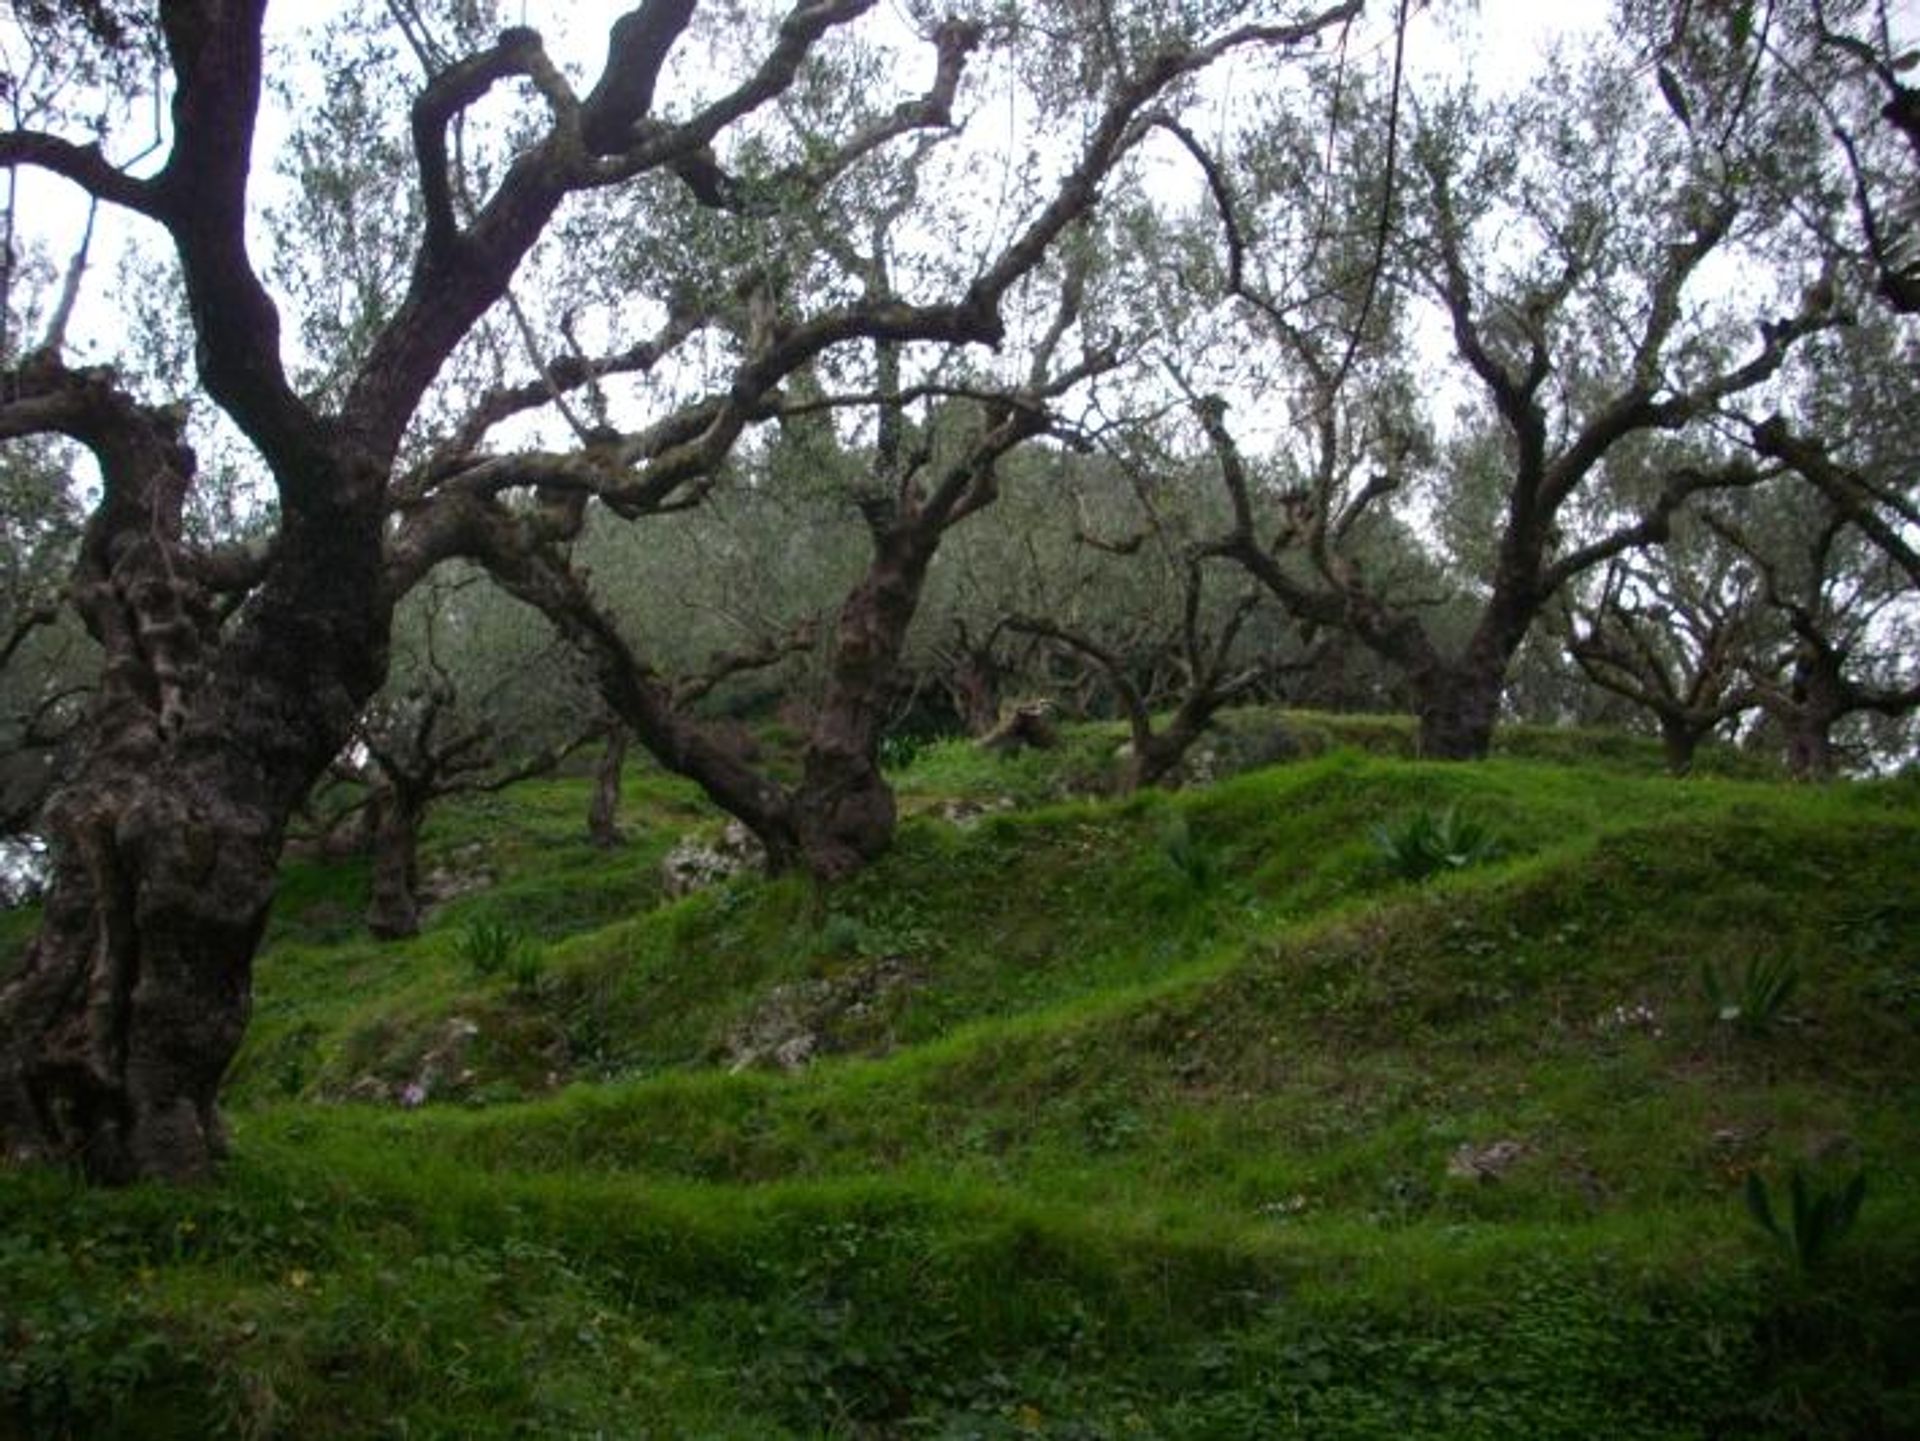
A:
[365,788,426,940]
[1412,664,1506,761]
[587,726,628,848]
[0,417,388,1180]
[790,521,938,880]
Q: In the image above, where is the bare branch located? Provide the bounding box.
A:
[0,131,162,217]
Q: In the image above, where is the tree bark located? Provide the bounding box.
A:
[0,367,390,1182]
[789,521,937,880]
[587,725,628,848]
[1659,718,1702,777]
[1413,664,1506,760]
[0,566,386,1182]
[365,787,425,940]
[945,644,1003,738]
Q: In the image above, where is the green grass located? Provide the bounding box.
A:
[2,713,1917,1438]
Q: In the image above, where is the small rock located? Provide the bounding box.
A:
[661,821,766,898]
[721,955,923,1072]
[935,796,1016,829]
[1447,1139,1529,1182]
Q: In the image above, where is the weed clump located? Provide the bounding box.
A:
[1702,954,1800,1036]
[1745,1168,1867,1271]
[1373,804,1504,881]
[456,919,545,995]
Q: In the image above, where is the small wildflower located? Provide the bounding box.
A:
[1595,1001,1663,1037]
[287,1268,312,1291]
[400,1081,428,1108]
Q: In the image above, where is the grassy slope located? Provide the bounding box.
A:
[2,714,1917,1439]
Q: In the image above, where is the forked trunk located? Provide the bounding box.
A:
[1123,707,1214,792]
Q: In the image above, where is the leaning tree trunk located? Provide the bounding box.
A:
[0,448,388,1182]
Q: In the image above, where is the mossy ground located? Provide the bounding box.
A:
[3,712,1917,1438]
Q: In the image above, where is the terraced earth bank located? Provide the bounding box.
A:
[2,715,1916,1438]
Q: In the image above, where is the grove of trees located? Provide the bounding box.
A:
[0,0,1914,1182]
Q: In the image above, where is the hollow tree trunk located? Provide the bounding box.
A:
[366,787,426,940]
[587,725,628,848]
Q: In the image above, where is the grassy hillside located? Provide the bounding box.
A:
[2,714,1917,1438]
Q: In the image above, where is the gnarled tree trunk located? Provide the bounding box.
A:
[0,365,389,1182]
[790,520,938,880]
[0,598,384,1181]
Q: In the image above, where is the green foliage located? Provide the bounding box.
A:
[1373,804,1504,881]
[1158,811,1221,894]
[457,918,544,994]
[0,1229,199,1437]
[1745,1168,1868,1271]
[1702,953,1800,1036]
[13,747,1920,1436]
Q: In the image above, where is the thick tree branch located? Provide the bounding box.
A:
[0,131,162,217]
[1752,415,1920,588]
[1542,457,1766,596]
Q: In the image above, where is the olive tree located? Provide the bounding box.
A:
[0,0,1382,1183]
[1177,30,1836,757]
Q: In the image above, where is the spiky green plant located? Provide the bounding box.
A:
[1701,954,1799,1036]
[1373,805,1503,881]
[1744,1168,1867,1271]
[1159,813,1221,894]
